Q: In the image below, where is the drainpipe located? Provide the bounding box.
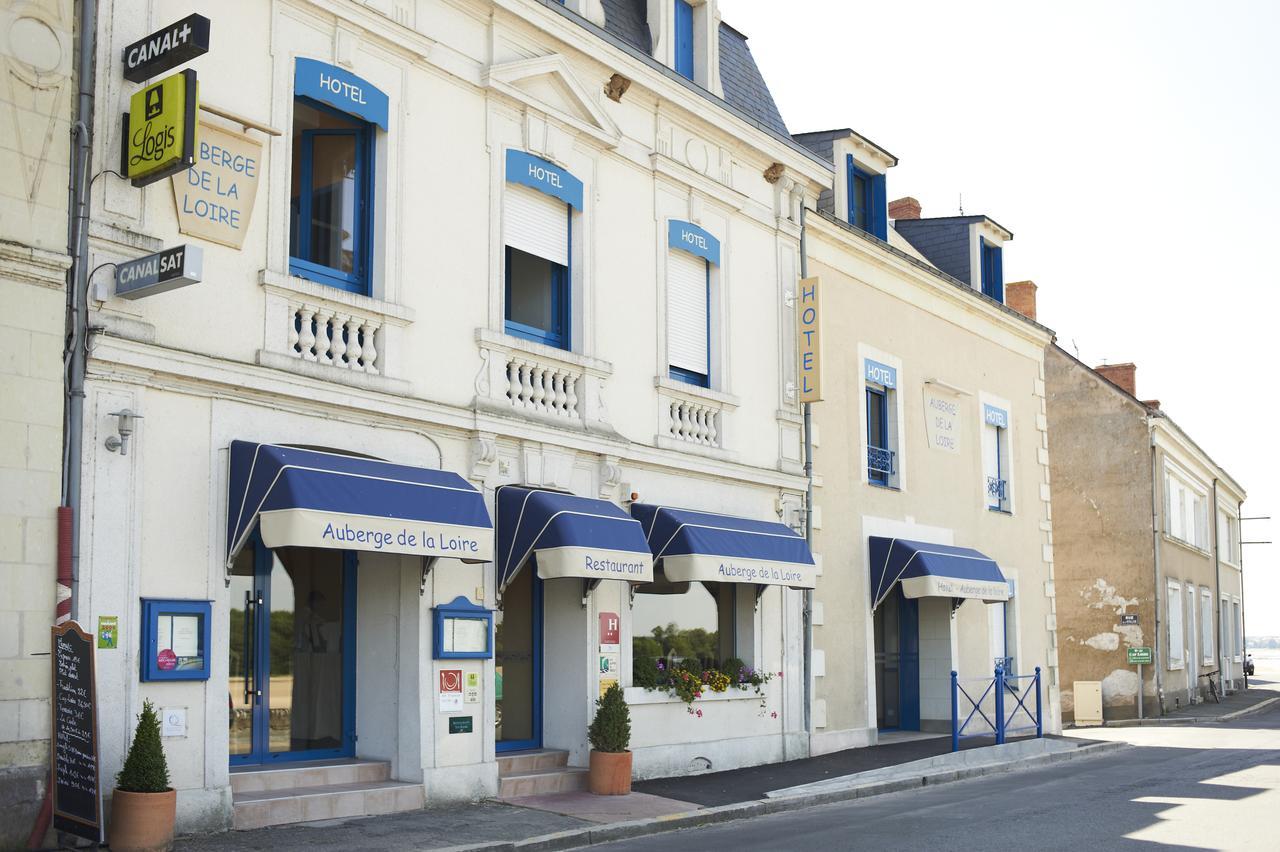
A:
[1149,423,1165,714]
[1211,478,1223,695]
[1238,498,1248,689]
[62,0,99,625]
[799,205,813,736]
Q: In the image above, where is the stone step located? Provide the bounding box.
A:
[498,766,589,798]
[230,759,390,794]
[496,748,570,776]
[232,779,424,830]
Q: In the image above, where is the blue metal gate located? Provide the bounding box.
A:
[951,665,1042,752]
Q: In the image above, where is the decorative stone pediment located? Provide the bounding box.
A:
[485,54,621,149]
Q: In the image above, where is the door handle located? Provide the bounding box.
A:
[242,590,253,706]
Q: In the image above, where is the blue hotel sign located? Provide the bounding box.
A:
[506,149,583,209]
[668,220,721,265]
[865,359,897,389]
[294,58,389,130]
[984,404,1009,428]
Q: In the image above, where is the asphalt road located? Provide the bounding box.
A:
[598,701,1280,851]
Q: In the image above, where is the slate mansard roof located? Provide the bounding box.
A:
[597,1,790,137]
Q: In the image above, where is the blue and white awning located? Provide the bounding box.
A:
[495,486,652,592]
[869,537,1009,610]
[630,504,816,589]
[226,442,493,567]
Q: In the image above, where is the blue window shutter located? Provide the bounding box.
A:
[870,173,887,240]
[675,1,694,80]
[993,245,1004,303]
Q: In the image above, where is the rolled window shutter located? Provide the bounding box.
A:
[504,183,568,266]
[667,249,708,375]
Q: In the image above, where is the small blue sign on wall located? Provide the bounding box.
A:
[668,220,720,265]
[294,58,389,130]
[433,596,494,660]
[865,359,897,389]
[984,404,1009,428]
[506,149,583,210]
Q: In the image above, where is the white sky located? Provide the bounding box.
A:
[719,0,1279,634]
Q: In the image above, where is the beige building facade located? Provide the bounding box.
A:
[795,130,1060,751]
[1046,349,1246,722]
[0,1,74,844]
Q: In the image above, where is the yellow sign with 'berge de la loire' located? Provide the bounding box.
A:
[124,68,198,187]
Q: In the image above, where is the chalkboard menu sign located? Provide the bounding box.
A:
[51,621,103,842]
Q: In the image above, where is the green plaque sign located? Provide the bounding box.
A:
[448,716,473,734]
[1127,646,1153,665]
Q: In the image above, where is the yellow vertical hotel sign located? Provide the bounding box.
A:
[797,276,822,403]
[124,69,198,187]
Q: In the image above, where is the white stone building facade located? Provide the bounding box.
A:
[74,0,827,833]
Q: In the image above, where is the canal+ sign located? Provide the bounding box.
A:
[122,14,211,83]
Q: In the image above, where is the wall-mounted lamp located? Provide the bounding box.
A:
[105,409,142,456]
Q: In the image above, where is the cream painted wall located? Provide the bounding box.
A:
[0,5,73,842]
[805,213,1059,752]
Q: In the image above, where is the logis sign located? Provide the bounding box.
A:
[122,14,211,83]
[122,69,199,187]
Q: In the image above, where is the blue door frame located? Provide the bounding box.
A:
[230,538,358,766]
[496,571,543,754]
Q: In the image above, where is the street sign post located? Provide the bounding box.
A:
[1127,646,1153,719]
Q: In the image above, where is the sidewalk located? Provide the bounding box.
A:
[1099,677,1280,727]
[174,733,1119,852]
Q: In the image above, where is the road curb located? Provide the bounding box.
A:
[433,741,1129,852]
[1097,693,1280,727]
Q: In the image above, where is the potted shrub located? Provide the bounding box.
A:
[110,700,176,852]
[587,683,632,795]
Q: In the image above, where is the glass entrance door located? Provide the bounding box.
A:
[874,587,920,730]
[229,539,356,765]
[495,568,542,752]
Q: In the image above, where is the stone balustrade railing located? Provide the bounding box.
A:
[654,378,738,456]
[474,329,614,432]
[259,271,413,392]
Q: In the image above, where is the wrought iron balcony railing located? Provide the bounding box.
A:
[867,445,895,476]
[987,476,1007,501]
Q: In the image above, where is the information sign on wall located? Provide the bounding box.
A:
[123,69,198,187]
[796,276,822,403]
[172,122,262,249]
[115,245,203,300]
[923,387,961,454]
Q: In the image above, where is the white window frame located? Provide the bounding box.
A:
[1164,462,1209,551]
[978,394,1014,515]
[1220,594,1230,667]
[1232,598,1243,662]
[1199,587,1214,666]
[1217,504,1240,566]
[1165,579,1184,670]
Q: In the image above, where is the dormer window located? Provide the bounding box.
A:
[674,0,694,80]
[980,239,1003,302]
[846,155,886,239]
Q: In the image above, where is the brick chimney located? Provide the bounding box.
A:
[1005,280,1037,321]
[889,196,921,220]
[1094,362,1137,397]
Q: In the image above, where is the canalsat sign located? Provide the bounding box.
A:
[122,14,211,83]
[122,69,199,187]
[115,245,203,300]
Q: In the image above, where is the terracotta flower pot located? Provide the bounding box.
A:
[110,788,176,852]
[588,749,633,795]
